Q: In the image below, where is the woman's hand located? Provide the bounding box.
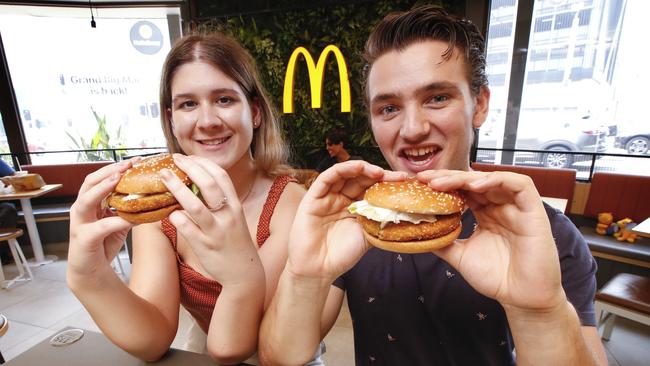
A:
[287,161,406,282]
[160,154,263,286]
[417,170,566,313]
[68,160,135,279]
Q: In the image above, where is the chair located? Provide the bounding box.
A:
[1,313,8,364]
[0,228,33,289]
[595,273,650,341]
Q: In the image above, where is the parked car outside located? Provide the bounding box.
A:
[614,127,650,155]
[477,117,607,169]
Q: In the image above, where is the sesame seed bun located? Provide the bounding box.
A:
[109,154,190,224]
[363,226,462,253]
[357,180,465,253]
[115,154,190,194]
[364,180,465,215]
[114,204,182,225]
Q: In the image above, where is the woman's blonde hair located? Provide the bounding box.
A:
[159,33,289,175]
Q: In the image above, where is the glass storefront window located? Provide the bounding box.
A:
[0,5,178,164]
[480,0,519,166]
[482,0,650,178]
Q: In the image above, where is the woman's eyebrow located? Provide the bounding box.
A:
[172,88,239,102]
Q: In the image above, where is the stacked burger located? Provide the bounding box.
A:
[108,154,191,224]
[349,180,465,253]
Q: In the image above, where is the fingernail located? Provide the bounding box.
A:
[172,154,186,165]
[110,172,120,181]
[159,168,171,179]
[469,176,489,188]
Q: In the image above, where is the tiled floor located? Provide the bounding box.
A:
[1,247,649,365]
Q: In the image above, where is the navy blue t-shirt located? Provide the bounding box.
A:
[334,204,597,365]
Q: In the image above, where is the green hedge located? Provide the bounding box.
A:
[196,0,459,169]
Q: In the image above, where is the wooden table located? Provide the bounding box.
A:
[541,196,568,212]
[0,184,62,265]
[632,217,650,238]
[4,327,252,366]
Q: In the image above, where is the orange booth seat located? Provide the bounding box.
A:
[576,172,650,272]
[583,172,650,223]
[471,162,576,213]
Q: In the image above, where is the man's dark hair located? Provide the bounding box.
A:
[326,128,348,146]
[363,5,488,98]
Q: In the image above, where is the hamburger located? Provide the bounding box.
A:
[107,154,191,224]
[348,180,465,253]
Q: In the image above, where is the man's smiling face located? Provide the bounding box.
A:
[367,40,489,174]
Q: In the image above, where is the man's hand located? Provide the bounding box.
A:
[287,161,406,282]
[418,169,566,313]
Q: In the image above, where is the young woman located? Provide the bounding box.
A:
[67,33,304,364]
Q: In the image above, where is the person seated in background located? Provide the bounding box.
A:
[260,5,607,366]
[0,159,14,178]
[315,128,362,173]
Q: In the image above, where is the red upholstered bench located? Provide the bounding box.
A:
[583,172,650,224]
[471,162,576,213]
[575,172,650,268]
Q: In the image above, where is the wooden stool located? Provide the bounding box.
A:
[1,314,8,364]
[0,229,33,289]
[595,273,650,341]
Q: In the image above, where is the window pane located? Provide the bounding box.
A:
[520,0,650,177]
[483,0,650,178]
[0,5,177,164]
[480,0,519,164]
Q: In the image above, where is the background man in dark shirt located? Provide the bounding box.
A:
[316,128,362,173]
[261,6,607,366]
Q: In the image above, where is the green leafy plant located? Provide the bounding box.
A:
[66,107,127,161]
[196,0,456,168]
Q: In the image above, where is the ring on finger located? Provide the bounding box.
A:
[208,196,228,212]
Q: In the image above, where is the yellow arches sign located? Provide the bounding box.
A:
[282,45,351,114]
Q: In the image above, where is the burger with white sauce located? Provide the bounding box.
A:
[348,180,465,253]
[107,154,191,224]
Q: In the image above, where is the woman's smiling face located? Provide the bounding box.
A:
[168,60,260,170]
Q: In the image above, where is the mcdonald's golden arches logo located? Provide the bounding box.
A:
[283,45,351,113]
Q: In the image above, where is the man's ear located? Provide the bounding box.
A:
[472,86,490,129]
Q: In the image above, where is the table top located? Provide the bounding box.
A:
[632,217,650,238]
[0,184,62,200]
[4,328,246,366]
[541,196,568,212]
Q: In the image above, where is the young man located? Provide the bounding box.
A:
[261,6,606,365]
[315,129,362,173]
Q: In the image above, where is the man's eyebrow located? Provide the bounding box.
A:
[415,81,459,95]
[369,92,400,106]
[370,82,460,105]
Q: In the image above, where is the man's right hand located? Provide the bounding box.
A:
[286,161,406,282]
